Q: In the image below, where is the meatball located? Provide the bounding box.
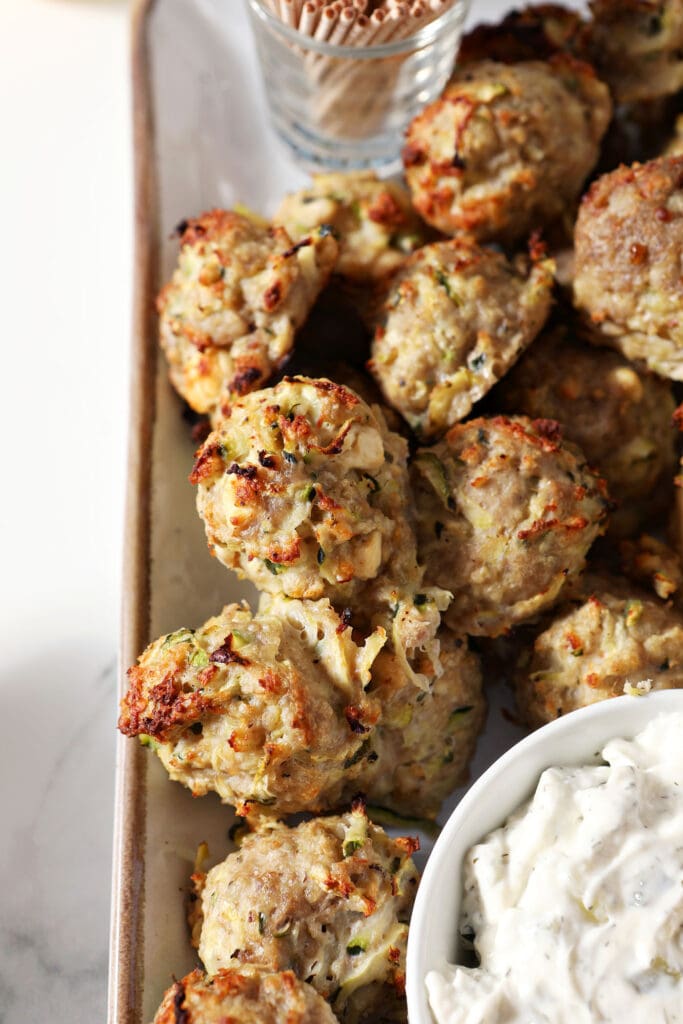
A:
[664,113,683,157]
[620,533,683,601]
[458,4,585,64]
[574,157,683,380]
[496,323,677,536]
[584,0,683,103]
[369,239,554,439]
[151,967,337,1024]
[195,808,419,1023]
[515,575,683,727]
[402,58,611,245]
[156,210,338,421]
[362,626,486,818]
[118,599,386,817]
[192,376,419,605]
[274,171,427,285]
[411,416,610,637]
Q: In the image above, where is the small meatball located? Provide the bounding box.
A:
[515,575,683,727]
[362,627,486,818]
[458,4,585,64]
[118,599,386,817]
[573,157,683,380]
[585,0,683,103]
[620,533,683,600]
[496,323,677,536]
[403,58,611,244]
[369,239,554,439]
[195,808,419,1023]
[663,113,683,156]
[192,376,419,605]
[151,967,337,1024]
[157,211,338,421]
[411,416,610,637]
[275,172,427,285]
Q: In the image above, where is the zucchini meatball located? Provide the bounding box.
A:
[515,576,683,727]
[195,808,419,1023]
[369,239,554,439]
[192,377,418,604]
[402,58,611,245]
[457,4,585,64]
[574,157,683,379]
[275,171,427,285]
[496,323,677,536]
[411,416,610,637]
[584,0,683,103]
[664,113,683,157]
[152,967,337,1024]
[118,599,386,817]
[362,627,485,818]
[157,210,338,421]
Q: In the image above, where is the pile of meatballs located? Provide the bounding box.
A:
[120,3,683,1021]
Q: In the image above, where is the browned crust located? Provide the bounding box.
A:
[108,2,157,1023]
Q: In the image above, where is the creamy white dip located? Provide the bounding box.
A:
[426,713,683,1024]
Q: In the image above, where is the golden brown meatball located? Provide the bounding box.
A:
[458,4,585,64]
[369,239,554,439]
[496,323,677,536]
[274,172,427,285]
[362,627,485,818]
[411,416,610,637]
[515,575,683,727]
[584,0,683,103]
[151,967,338,1024]
[620,533,683,600]
[156,211,338,421]
[118,599,386,817]
[573,157,683,380]
[664,113,683,156]
[195,809,419,1023]
[192,377,419,605]
[402,58,611,245]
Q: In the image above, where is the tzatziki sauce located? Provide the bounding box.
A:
[426,712,683,1024]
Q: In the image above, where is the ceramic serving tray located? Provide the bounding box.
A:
[109,1,623,1021]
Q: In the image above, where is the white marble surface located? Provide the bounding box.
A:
[0,1,131,1021]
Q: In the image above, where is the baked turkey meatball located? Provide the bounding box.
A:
[620,533,683,600]
[151,968,337,1024]
[369,239,553,439]
[664,113,683,157]
[584,0,683,103]
[195,809,419,1023]
[402,58,611,245]
[574,157,683,379]
[192,377,418,605]
[411,416,610,636]
[275,172,427,285]
[496,323,677,535]
[118,599,386,817]
[458,4,585,64]
[157,210,338,422]
[362,627,485,818]
[515,575,683,727]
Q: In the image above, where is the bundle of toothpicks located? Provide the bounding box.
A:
[264,0,453,46]
[261,0,457,139]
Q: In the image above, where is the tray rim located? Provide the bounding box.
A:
[108,2,158,1022]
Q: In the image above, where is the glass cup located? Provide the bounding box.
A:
[246,0,469,172]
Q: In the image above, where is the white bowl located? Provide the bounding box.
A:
[406,689,683,1023]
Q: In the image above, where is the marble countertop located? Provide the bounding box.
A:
[1,2,131,1021]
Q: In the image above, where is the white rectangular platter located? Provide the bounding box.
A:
[109,1,582,1021]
